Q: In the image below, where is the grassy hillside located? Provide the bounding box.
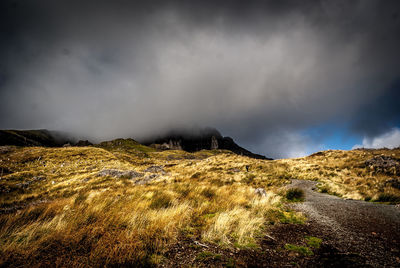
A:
[280,148,400,202]
[0,130,71,147]
[1,143,399,266]
[0,145,292,267]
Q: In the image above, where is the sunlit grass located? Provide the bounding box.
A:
[0,145,287,266]
[279,148,400,201]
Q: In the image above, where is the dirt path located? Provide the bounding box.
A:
[290,179,400,267]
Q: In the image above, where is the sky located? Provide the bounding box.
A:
[1,0,400,158]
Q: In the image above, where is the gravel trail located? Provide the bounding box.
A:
[290,179,400,267]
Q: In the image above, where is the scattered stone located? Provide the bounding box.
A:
[364,156,400,174]
[255,188,267,197]
[0,146,15,154]
[33,176,46,182]
[16,181,32,189]
[134,174,159,185]
[97,169,144,179]
[144,165,165,173]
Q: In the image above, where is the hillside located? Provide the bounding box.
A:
[0,130,71,147]
[0,142,399,267]
[281,148,400,203]
[0,129,270,159]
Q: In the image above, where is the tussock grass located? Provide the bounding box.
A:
[285,188,304,202]
[278,148,400,202]
[0,146,287,266]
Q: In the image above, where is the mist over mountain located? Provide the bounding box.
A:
[1,0,400,158]
[141,127,270,159]
[0,127,270,159]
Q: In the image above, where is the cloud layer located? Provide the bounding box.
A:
[1,0,400,157]
[353,128,400,149]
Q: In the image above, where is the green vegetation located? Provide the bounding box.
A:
[305,236,322,249]
[277,210,306,224]
[284,244,314,256]
[196,251,222,262]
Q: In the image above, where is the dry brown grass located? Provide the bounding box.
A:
[0,145,289,267]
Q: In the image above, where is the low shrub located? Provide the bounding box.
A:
[285,188,304,202]
[375,193,400,204]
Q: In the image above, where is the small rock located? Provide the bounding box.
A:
[16,181,31,188]
[255,188,267,197]
[33,176,46,182]
[97,169,144,179]
[144,165,165,173]
[134,174,159,185]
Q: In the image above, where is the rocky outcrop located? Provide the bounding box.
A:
[143,128,271,160]
[75,140,93,147]
[211,135,218,150]
[255,188,267,197]
[364,156,400,174]
[97,169,144,179]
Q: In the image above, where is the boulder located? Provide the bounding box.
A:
[144,165,165,173]
[97,169,143,179]
[364,156,400,174]
[134,174,159,185]
[255,188,267,197]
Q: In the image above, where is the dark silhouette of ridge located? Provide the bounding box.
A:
[0,128,271,159]
[142,127,271,160]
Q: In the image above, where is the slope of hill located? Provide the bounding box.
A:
[0,129,71,147]
[0,144,290,267]
[0,128,271,159]
[0,141,399,266]
[280,148,400,202]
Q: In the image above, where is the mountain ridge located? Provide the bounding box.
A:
[0,128,271,160]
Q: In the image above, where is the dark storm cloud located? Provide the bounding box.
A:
[1,0,400,157]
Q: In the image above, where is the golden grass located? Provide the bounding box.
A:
[3,143,397,266]
[0,145,288,266]
[279,148,400,201]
